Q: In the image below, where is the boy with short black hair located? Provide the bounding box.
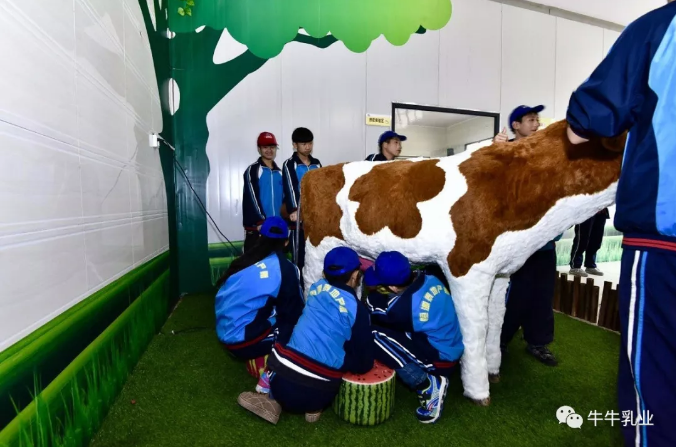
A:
[238,247,374,425]
[366,130,407,161]
[242,132,283,253]
[494,105,560,367]
[282,127,322,270]
[365,251,464,424]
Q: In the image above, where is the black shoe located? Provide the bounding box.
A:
[526,345,558,366]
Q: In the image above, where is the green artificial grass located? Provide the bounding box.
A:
[91,294,623,447]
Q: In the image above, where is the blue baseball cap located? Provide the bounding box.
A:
[260,216,288,239]
[509,105,545,127]
[378,130,407,146]
[324,247,361,277]
[364,251,412,287]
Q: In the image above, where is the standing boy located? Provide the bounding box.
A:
[242,132,283,253]
[494,105,560,367]
[366,130,407,161]
[282,128,322,270]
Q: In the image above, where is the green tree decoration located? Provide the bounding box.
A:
[138,0,453,293]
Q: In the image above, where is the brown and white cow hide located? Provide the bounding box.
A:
[300,120,625,405]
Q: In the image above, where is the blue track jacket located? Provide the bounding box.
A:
[282,153,322,216]
[365,153,388,161]
[242,158,283,230]
[366,272,464,362]
[215,252,303,347]
[267,278,374,390]
[567,3,676,251]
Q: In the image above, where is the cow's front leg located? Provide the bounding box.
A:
[442,264,494,406]
[486,275,510,383]
[303,236,345,298]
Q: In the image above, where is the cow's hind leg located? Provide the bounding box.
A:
[442,264,494,406]
[303,237,345,296]
[486,275,510,383]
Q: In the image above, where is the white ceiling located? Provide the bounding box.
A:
[533,0,665,26]
[394,108,478,129]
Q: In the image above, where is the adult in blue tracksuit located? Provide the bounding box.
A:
[282,127,322,271]
[215,217,304,393]
[365,130,407,161]
[238,247,374,424]
[365,252,463,424]
[566,3,676,445]
[242,132,283,253]
[500,235,562,367]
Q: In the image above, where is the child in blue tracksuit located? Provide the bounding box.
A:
[566,3,676,445]
[282,128,322,271]
[215,217,304,393]
[365,251,464,424]
[242,132,283,253]
[365,130,407,161]
[238,247,374,425]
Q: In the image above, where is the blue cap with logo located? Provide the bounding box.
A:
[509,105,545,127]
[324,247,361,277]
[364,251,412,287]
[259,216,288,239]
[378,130,407,146]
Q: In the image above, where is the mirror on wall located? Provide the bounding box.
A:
[392,103,500,159]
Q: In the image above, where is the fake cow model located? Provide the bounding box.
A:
[299,120,625,405]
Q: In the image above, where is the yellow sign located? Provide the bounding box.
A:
[366,115,391,127]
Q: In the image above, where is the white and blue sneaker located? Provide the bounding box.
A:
[255,370,271,394]
[415,374,448,424]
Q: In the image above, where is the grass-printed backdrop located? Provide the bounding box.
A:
[555,206,622,267]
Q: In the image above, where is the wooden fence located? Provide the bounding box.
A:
[553,274,620,332]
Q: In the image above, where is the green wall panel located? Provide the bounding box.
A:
[0,253,169,430]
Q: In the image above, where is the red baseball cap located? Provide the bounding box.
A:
[257,132,278,146]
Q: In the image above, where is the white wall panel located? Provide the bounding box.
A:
[0,124,82,235]
[75,0,126,101]
[500,5,557,133]
[439,0,502,113]
[124,3,156,91]
[0,6,78,147]
[0,233,88,352]
[125,65,153,128]
[77,73,131,160]
[366,32,440,115]
[80,154,132,220]
[554,18,604,119]
[0,0,167,353]
[283,41,367,167]
[84,221,134,290]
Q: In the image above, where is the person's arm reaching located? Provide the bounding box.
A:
[275,257,305,344]
[343,303,374,374]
